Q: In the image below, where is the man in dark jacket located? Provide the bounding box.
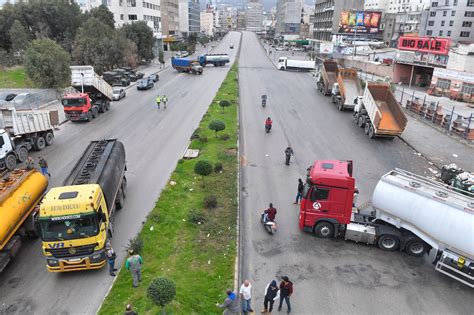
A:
[284,146,293,165]
[294,178,304,204]
[261,280,280,313]
[278,276,293,313]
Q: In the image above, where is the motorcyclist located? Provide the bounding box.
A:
[265,117,272,131]
[261,94,267,106]
[263,203,277,223]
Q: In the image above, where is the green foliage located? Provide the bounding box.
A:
[199,135,208,143]
[9,20,29,62]
[219,100,231,111]
[214,162,223,173]
[208,120,226,136]
[0,67,33,88]
[194,160,213,177]
[188,209,206,224]
[127,236,144,254]
[204,195,218,208]
[122,21,154,61]
[219,134,230,141]
[147,277,176,309]
[24,39,70,88]
[159,50,165,65]
[86,5,115,29]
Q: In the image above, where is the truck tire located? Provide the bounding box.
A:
[115,188,124,210]
[18,146,28,162]
[377,234,400,251]
[87,111,94,121]
[314,222,334,238]
[34,136,46,151]
[45,132,54,146]
[5,153,17,170]
[92,108,99,118]
[353,113,359,124]
[357,116,365,128]
[364,122,370,135]
[105,101,110,111]
[368,124,375,139]
[405,238,427,257]
[338,100,344,111]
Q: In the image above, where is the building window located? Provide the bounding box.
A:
[432,2,438,6]
[441,20,445,26]
[439,30,443,36]
[460,31,470,37]
[452,10,456,16]
[447,30,451,36]
[461,83,474,95]
[466,12,474,17]
[468,0,474,7]
[430,11,436,16]
[449,20,454,26]
[443,11,447,16]
[436,79,451,89]
[120,14,124,20]
[427,30,433,35]
[462,21,472,27]
[127,0,136,7]
[428,20,435,26]
[453,0,457,5]
[128,14,137,20]
[119,0,123,6]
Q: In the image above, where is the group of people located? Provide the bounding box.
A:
[104,242,143,288]
[26,155,51,177]
[155,94,168,109]
[218,277,294,315]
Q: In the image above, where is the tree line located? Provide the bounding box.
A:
[0,1,155,88]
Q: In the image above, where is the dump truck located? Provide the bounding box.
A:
[331,68,363,111]
[198,54,230,67]
[0,169,48,273]
[39,139,127,272]
[353,82,407,138]
[62,66,113,121]
[171,57,203,74]
[317,60,338,95]
[300,160,474,287]
[277,57,315,71]
[0,108,55,170]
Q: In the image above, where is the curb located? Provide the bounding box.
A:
[258,39,278,70]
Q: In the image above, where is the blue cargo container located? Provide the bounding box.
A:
[171,57,203,75]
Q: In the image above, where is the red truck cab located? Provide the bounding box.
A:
[62,92,94,121]
[299,160,355,237]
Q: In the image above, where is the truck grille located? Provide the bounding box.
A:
[47,244,96,258]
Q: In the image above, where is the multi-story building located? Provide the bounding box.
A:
[313,0,364,41]
[215,4,237,31]
[420,0,474,43]
[383,11,426,47]
[275,0,304,35]
[201,6,215,36]
[301,5,315,39]
[161,0,180,36]
[237,11,246,30]
[246,0,263,32]
[365,0,429,13]
[179,0,200,36]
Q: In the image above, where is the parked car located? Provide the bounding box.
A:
[275,47,285,51]
[148,73,159,82]
[136,71,145,79]
[112,87,126,100]
[136,78,154,90]
[120,67,138,82]
[230,44,234,49]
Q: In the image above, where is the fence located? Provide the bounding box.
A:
[0,88,60,110]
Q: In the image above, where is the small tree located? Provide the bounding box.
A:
[9,20,30,62]
[208,120,226,137]
[194,160,213,178]
[219,100,231,112]
[159,50,165,66]
[147,277,176,314]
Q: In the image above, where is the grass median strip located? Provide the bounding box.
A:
[0,66,33,88]
[99,63,239,314]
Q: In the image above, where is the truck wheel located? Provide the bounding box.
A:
[105,101,110,111]
[45,132,54,146]
[199,71,202,75]
[378,235,400,251]
[338,100,344,111]
[5,153,17,170]
[116,188,124,210]
[368,124,375,139]
[121,176,127,199]
[34,136,46,151]
[18,146,28,162]
[87,111,94,121]
[405,238,427,257]
[314,222,334,238]
[364,122,370,135]
[357,116,365,128]
[92,108,99,118]
[353,114,359,124]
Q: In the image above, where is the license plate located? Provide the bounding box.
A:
[68,258,81,262]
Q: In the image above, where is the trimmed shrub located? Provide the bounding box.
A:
[147,277,176,312]
[214,162,223,173]
[208,120,226,137]
[219,100,231,111]
[194,160,213,177]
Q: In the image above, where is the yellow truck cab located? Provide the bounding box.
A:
[38,139,126,272]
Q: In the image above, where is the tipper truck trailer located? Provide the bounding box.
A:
[353,82,407,138]
[39,139,127,272]
[0,108,55,170]
[198,54,230,67]
[277,57,315,71]
[0,169,48,273]
[331,68,363,111]
[317,60,339,95]
[171,57,203,74]
[62,66,113,121]
[300,160,474,287]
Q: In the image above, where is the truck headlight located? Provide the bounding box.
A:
[90,253,104,263]
[47,259,59,266]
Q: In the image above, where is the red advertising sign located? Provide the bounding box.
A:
[398,37,450,55]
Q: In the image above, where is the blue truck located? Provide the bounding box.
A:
[198,54,230,67]
[171,57,203,75]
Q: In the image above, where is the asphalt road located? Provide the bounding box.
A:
[239,31,473,314]
[0,32,241,315]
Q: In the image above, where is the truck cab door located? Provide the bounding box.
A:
[0,131,13,159]
[308,186,331,215]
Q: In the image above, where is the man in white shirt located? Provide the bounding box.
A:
[239,279,253,314]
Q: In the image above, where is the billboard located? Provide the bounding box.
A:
[319,42,334,54]
[398,36,451,55]
[339,11,382,34]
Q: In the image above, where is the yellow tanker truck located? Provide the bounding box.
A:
[0,169,48,272]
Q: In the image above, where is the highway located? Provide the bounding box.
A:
[0,32,241,315]
[238,31,473,314]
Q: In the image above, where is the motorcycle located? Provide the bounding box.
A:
[261,95,267,108]
[260,212,277,234]
[265,123,272,133]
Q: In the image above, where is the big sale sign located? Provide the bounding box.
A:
[398,36,450,55]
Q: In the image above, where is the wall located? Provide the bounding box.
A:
[341,59,394,78]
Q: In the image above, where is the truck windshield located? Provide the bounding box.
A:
[39,212,99,241]
[62,98,85,107]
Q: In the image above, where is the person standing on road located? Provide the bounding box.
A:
[124,304,137,315]
[26,156,35,170]
[278,276,293,313]
[38,157,51,177]
[156,95,162,109]
[240,279,253,314]
[105,241,117,276]
[294,179,304,204]
[125,250,143,287]
[162,95,168,109]
[261,280,280,314]
[216,289,240,315]
[284,146,294,166]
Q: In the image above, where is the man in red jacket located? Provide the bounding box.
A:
[263,203,277,223]
[278,276,293,313]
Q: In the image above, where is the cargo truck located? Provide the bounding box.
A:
[171,57,203,74]
[277,57,315,71]
[300,160,474,287]
[62,66,113,121]
[317,60,339,95]
[198,54,230,67]
[353,82,407,138]
[331,68,363,111]
[0,108,55,170]
[39,139,127,272]
[0,169,48,272]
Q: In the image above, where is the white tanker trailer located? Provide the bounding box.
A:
[299,161,474,287]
